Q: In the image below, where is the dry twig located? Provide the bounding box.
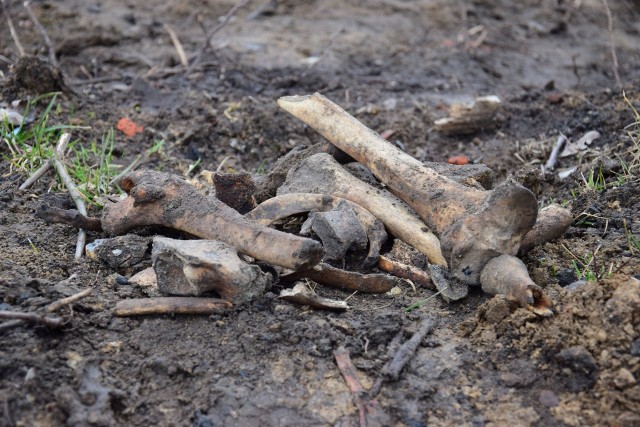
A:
[2,0,25,57]
[19,159,52,190]
[47,287,93,313]
[0,310,63,329]
[601,0,621,88]
[51,133,87,259]
[23,0,59,67]
[36,205,103,232]
[164,23,189,68]
[113,297,232,316]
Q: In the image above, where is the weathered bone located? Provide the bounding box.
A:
[519,204,573,255]
[113,297,232,316]
[279,283,349,311]
[152,237,273,304]
[480,255,553,316]
[246,193,387,268]
[277,94,537,286]
[101,170,324,271]
[280,263,401,293]
[277,153,448,267]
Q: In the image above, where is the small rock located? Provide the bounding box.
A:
[556,268,578,287]
[538,389,559,407]
[482,295,515,324]
[86,234,151,271]
[630,338,640,356]
[613,368,636,389]
[565,280,587,292]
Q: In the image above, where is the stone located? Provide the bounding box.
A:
[613,368,636,390]
[152,237,273,304]
[86,234,151,271]
[538,390,559,407]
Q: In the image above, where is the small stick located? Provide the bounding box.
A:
[543,134,567,174]
[601,0,621,88]
[0,319,24,332]
[189,0,252,71]
[113,297,232,316]
[377,256,434,290]
[51,133,87,259]
[0,310,63,329]
[382,317,436,381]
[46,287,93,313]
[19,159,52,190]
[164,23,189,68]
[334,347,386,427]
[2,0,25,57]
[23,1,59,68]
[36,205,103,232]
[280,263,401,294]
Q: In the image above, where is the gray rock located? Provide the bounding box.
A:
[152,237,273,304]
[86,234,151,271]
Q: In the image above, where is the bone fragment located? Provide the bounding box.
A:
[278,153,447,267]
[85,235,151,271]
[279,283,348,311]
[280,263,401,293]
[480,255,553,316]
[246,193,387,268]
[101,170,324,271]
[36,205,103,231]
[519,204,573,254]
[213,171,256,214]
[378,256,435,290]
[433,96,501,135]
[277,94,537,286]
[302,201,368,264]
[152,237,273,304]
[113,297,232,316]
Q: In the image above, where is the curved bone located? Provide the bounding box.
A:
[277,93,538,285]
[246,193,386,268]
[277,153,448,267]
[519,204,573,254]
[101,170,324,271]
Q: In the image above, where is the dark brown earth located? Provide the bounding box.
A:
[1,1,640,426]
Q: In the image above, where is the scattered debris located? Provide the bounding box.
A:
[152,237,273,303]
[447,155,470,165]
[560,130,600,157]
[115,117,144,137]
[433,96,502,134]
[113,297,232,316]
[334,347,388,427]
[101,170,324,271]
[279,283,348,311]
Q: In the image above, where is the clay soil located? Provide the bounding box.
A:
[1,1,640,426]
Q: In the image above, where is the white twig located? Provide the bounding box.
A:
[19,159,52,190]
[23,0,59,68]
[164,23,189,68]
[51,133,87,259]
[47,287,92,312]
[601,0,621,88]
[2,0,25,57]
[544,134,567,174]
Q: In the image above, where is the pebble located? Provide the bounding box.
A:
[613,368,636,389]
[538,389,560,407]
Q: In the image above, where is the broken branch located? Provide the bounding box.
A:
[0,310,63,329]
[46,287,93,313]
[113,297,232,316]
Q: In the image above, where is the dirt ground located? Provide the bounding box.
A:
[1,1,640,426]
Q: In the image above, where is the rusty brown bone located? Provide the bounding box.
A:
[277,94,538,285]
[101,170,324,271]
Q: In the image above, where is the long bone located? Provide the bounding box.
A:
[101,170,324,271]
[278,94,554,314]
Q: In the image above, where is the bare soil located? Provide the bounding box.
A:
[1,1,639,426]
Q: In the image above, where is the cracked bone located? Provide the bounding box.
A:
[277,93,556,312]
[101,170,324,271]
